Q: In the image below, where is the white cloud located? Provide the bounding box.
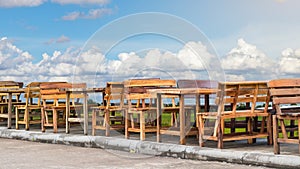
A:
[0,0,46,7]
[279,48,300,75]
[45,35,70,44]
[1,37,299,87]
[62,11,82,21]
[221,39,277,80]
[62,8,113,21]
[56,35,70,43]
[51,0,109,5]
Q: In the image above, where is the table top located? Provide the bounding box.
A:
[147,88,219,95]
[0,88,25,93]
[219,81,268,85]
[60,87,105,93]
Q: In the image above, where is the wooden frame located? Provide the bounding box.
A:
[268,78,300,154]
[40,82,86,133]
[124,79,177,141]
[0,81,24,128]
[197,81,272,149]
[92,82,125,136]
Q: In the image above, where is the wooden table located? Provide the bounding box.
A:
[0,88,25,128]
[62,88,105,135]
[148,88,218,145]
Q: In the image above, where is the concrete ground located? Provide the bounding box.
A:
[0,124,300,168]
[0,138,269,169]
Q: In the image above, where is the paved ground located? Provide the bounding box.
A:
[0,139,270,169]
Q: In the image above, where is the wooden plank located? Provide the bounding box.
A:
[268,79,300,88]
[124,79,176,87]
[270,88,300,96]
[273,97,300,105]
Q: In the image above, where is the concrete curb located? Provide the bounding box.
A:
[0,127,299,168]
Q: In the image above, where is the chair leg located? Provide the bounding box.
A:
[140,112,145,141]
[198,115,204,147]
[267,115,272,145]
[41,108,45,132]
[273,115,280,154]
[53,109,58,133]
[217,119,224,149]
[91,109,97,136]
[15,107,19,130]
[105,110,110,137]
[298,118,300,154]
[125,110,129,139]
[25,108,29,130]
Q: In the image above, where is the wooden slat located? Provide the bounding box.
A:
[270,88,300,96]
[268,79,300,88]
[273,97,300,105]
[124,79,176,87]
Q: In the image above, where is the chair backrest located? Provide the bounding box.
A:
[104,82,124,108]
[268,79,300,114]
[177,79,218,89]
[40,82,86,106]
[124,79,176,97]
[216,81,270,115]
[24,82,67,106]
[124,79,176,108]
[0,81,23,103]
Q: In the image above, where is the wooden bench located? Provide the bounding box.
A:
[40,82,86,133]
[92,82,125,136]
[197,81,272,149]
[268,78,300,154]
[124,79,177,140]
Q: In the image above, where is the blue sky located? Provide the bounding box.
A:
[0,0,299,86]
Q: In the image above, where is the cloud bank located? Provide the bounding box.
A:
[0,37,299,86]
[0,0,46,8]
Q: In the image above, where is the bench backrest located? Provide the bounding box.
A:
[216,81,270,115]
[104,82,124,108]
[124,79,176,108]
[268,78,300,114]
[124,79,176,99]
[0,81,23,103]
[24,82,67,106]
[177,79,218,88]
[40,82,86,106]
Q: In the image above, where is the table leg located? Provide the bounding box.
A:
[157,93,162,142]
[65,93,70,134]
[84,93,88,135]
[179,94,186,145]
[8,93,12,129]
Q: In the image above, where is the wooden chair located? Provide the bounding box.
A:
[268,78,300,154]
[124,79,177,140]
[40,82,86,133]
[92,82,125,136]
[15,82,67,130]
[0,81,24,124]
[197,81,272,149]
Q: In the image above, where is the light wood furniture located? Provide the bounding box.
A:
[124,79,177,141]
[268,78,300,154]
[40,82,86,133]
[197,81,272,149]
[150,87,218,145]
[92,82,125,136]
[15,82,42,130]
[0,81,24,128]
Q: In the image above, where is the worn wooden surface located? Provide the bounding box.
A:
[40,82,86,133]
[268,78,300,154]
[92,82,124,136]
[124,79,177,141]
[197,81,272,149]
